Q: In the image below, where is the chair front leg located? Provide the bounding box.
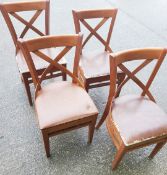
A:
[42,130,50,157]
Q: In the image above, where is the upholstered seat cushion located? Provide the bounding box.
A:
[111,95,167,145]
[35,81,98,129]
[16,48,66,73]
[80,50,110,79]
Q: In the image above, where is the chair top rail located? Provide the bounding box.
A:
[0,0,49,12]
[25,34,80,51]
[111,48,165,66]
[72,9,117,19]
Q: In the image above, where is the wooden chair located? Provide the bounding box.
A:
[0,0,66,106]
[97,48,167,170]
[72,9,125,92]
[18,34,98,157]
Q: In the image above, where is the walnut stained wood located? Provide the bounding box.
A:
[0,0,67,106]
[72,9,125,92]
[97,48,167,170]
[18,34,99,157]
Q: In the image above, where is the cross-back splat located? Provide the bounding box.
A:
[18,35,84,97]
[72,9,117,52]
[112,48,167,102]
[0,0,50,52]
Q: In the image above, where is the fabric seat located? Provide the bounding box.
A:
[80,50,110,79]
[35,81,98,129]
[80,50,122,79]
[112,95,167,145]
[16,48,66,73]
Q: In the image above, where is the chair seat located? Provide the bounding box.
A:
[35,81,98,129]
[80,50,110,79]
[16,48,66,74]
[111,95,167,145]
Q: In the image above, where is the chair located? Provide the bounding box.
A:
[97,48,167,170]
[0,0,66,106]
[18,34,98,157]
[72,9,125,92]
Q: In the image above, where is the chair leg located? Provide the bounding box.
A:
[116,73,126,97]
[96,113,106,130]
[118,73,126,86]
[42,130,50,157]
[149,141,166,159]
[85,82,89,92]
[96,100,110,129]
[62,64,67,81]
[112,146,126,170]
[62,73,67,81]
[88,116,97,144]
[22,75,33,106]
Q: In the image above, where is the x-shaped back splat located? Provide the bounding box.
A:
[10,10,45,39]
[27,47,84,97]
[115,51,166,102]
[80,17,112,52]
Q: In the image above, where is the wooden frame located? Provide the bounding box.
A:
[18,34,98,157]
[72,9,125,92]
[97,48,167,170]
[0,0,66,106]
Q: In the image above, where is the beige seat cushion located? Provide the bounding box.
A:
[16,48,66,73]
[80,50,110,79]
[35,81,98,129]
[111,95,167,145]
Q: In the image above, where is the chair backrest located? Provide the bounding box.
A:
[0,0,50,53]
[18,34,83,97]
[72,9,117,52]
[108,48,167,106]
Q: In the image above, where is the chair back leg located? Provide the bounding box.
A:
[88,115,97,143]
[85,81,89,92]
[62,73,67,81]
[116,73,126,97]
[112,145,126,170]
[149,141,166,159]
[22,75,33,106]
